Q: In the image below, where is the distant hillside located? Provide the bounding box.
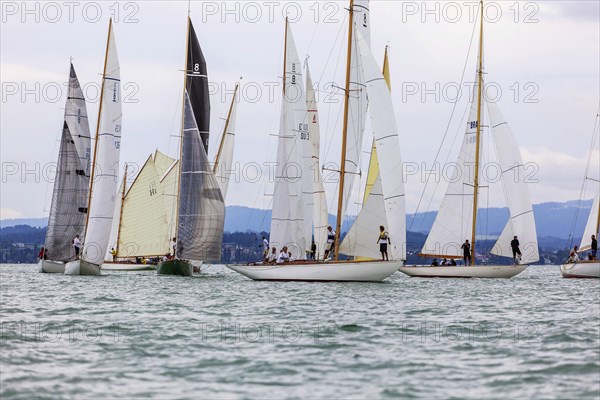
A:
[1,199,593,240]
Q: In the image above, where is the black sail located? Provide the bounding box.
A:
[176,91,225,261]
[186,19,210,153]
[44,64,91,261]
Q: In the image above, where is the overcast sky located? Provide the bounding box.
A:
[1,0,599,224]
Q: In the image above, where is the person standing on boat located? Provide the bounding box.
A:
[377,226,390,261]
[262,236,269,261]
[170,237,177,258]
[110,247,117,262]
[511,236,522,264]
[73,235,81,259]
[38,247,47,260]
[324,226,336,260]
[591,235,598,260]
[310,240,317,260]
[461,240,471,266]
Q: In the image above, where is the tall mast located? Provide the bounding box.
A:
[84,18,112,239]
[283,17,288,96]
[470,0,484,264]
[213,83,239,173]
[334,0,355,261]
[173,16,192,246]
[115,162,128,255]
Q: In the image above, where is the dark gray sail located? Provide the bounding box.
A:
[186,18,210,153]
[44,64,91,261]
[176,92,225,261]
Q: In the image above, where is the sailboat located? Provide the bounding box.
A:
[398,1,538,279]
[65,19,122,276]
[561,112,600,278]
[156,16,225,276]
[101,152,176,271]
[38,63,91,273]
[227,0,404,282]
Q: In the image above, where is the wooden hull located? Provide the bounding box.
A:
[101,262,156,271]
[226,260,400,282]
[64,259,101,276]
[157,259,193,276]
[398,264,528,278]
[37,259,65,274]
[560,261,600,278]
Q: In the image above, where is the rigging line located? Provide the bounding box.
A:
[408,14,479,234]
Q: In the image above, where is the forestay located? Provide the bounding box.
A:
[214,88,238,198]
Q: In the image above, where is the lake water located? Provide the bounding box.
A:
[1,264,599,399]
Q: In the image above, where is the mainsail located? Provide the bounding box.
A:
[82,21,122,265]
[340,0,371,219]
[270,21,309,258]
[116,152,176,257]
[44,63,91,262]
[187,21,211,153]
[488,102,539,263]
[350,30,406,260]
[176,92,225,261]
[340,46,395,260]
[306,64,329,254]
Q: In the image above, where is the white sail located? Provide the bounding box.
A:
[421,73,482,258]
[270,22,309,258]
[349,30,406,260]
[104,171,125,261]
[117,153,175,258]
[340,0,371,219]
[488,102,539,263]
[214,88,238,198]
[339,174,386,259]
[161,160,179,242]
[82,24,122,265]
[306,65,329,255]
[580,192,599,251]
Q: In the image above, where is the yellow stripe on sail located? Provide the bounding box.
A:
[357,47,391,261]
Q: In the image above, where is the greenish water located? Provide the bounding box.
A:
[1,264,599,399]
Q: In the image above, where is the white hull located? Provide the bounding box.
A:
[101,262,156,271]
[64,259,101,276]
[398,264,528,278]
[37,259,65,274]
[560,261,600,278]
[227,260,400,282]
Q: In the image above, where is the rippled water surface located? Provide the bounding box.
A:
[1,264,599,399]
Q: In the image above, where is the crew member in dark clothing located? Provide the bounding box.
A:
[591,235,598,260]
[310,241,317,260]
[511,236,522,264]
[461,240,471,266]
